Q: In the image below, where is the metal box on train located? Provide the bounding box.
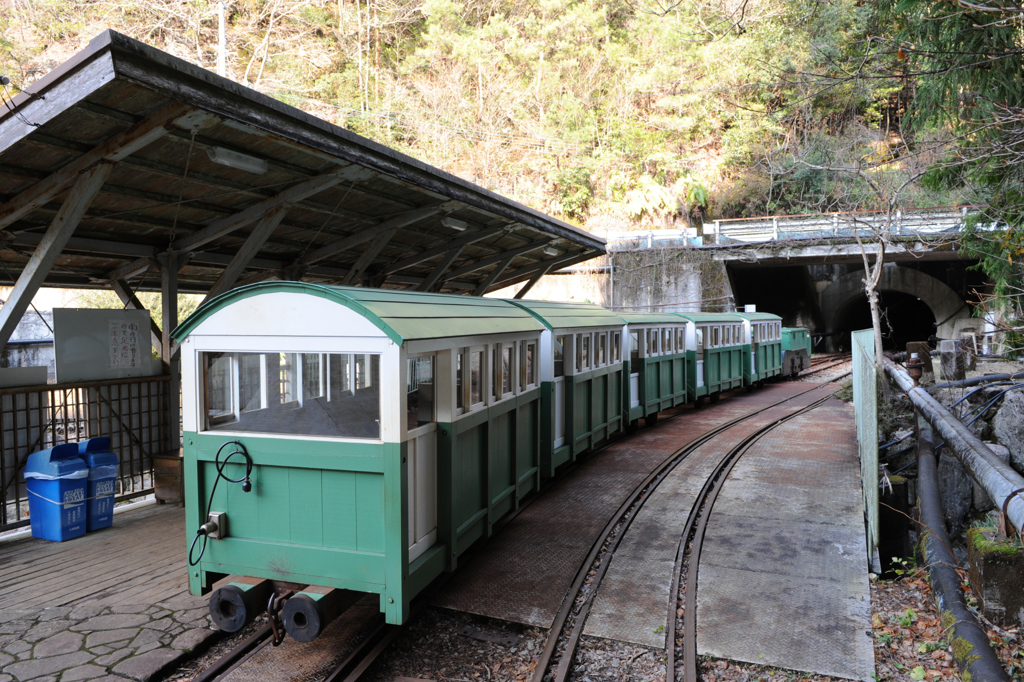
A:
[174,283,547,625]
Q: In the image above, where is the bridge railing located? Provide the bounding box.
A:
[606,205,986,251]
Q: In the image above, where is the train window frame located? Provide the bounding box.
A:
[554,335,566,378]
[501,345,514,397]
[597,333,607,366]
[649,328,660,355]
[630,331,639,364]
[520,341,536,390]
[406,354,436,431]
[662,328,672,354]
[470,346,485,409]
[611,332,621,363]
[456,348,466,415]
[201,351,382,440]
[723,326,731,345]
[712,326,720,347]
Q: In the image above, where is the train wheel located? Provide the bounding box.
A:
[646,412,659,426]
[709,392,721,404]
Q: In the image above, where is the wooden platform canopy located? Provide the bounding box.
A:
[0,30,605,358]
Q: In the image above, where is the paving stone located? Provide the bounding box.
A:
[2,651,93,679]
[0,636,14,649]
[86,630,140,648]
[166,626,184,636]
[133,642,161,655]
[33,630,83,658]
[91,676,134,681]
[94,647,134,666]
[141,619,171,632]
[0,673,11,681]
[171,627,217,652]
[0,621,32,636]
[108,606,149,615]
[71,615,149,632]
[172,609,207,625]
[23,620,71,642]
[112,648,182,681]
[0,608,39,624]
[0,654,10,669]
[62,664,108,681]
[36,607,73,622]
[3,640,30,655]
[16,651,31,660]
[90,645,113,655]
[129,629,162,649]
[149,611,169,621]
[68,605,105,621]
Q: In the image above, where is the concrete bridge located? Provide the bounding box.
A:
[534,207,994,351]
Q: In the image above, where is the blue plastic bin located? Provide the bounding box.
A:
[78,437,120,532]
[24,443,89,542]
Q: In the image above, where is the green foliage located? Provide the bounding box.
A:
[896,608,917,628]
[549,165,595,220]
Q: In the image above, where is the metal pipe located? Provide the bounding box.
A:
[209,579,273,633]
[933,372,1024,389]
[915,421,1010,682]
[885,358,1024,535]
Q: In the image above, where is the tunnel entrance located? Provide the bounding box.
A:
[833,291,936,351]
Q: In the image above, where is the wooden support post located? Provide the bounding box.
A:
[513,264,552,300]
[0,163,112,353]
[159,252,181,454]
[417,246,465,292]
[112,279,163,353]
[342,231,395,286]
[204,206,289,302]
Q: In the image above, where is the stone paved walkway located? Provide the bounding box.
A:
[0,506,221,682]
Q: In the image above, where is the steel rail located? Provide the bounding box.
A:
[666,395,833,682]
[192,623,274,682]
[530,382,838,682]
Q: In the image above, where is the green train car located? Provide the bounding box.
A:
[674,312,746,403]
[781,327,812,375]
[507,300,626,478]
[618,312,689,426]
[734,311,783,386]
[175,283,547,627]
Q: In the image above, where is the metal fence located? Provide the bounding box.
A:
[851,329,878,559]
[0,375,170,532]
[605,205,989,251]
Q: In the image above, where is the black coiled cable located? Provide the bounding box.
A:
[188,440,254,567]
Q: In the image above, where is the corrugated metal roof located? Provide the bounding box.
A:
[506,299,625,330]
[616,311,689,325]
[173,282,546,343]
[0,31,604,298]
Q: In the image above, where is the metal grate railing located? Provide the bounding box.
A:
[0,375,170,532]
[851,329,878,560]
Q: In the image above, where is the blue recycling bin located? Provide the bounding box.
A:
[78,437,120,532]
[24,443,89,542]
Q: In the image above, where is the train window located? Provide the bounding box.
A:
[663,328,672,353]
[630,332,639,364]
[502,346,513,395]
[712,327,720,347]
[650,329,659,355]
[471,350,483,405]
[406,355,435,430]
[554,336,565,378]
[612,332,621,363]
[696,328,704,351]
[203,352,380,439]
[456,350,465,412]
[521,342,536,388]
[582,335,590,369]
[597,334,607,366]
[723,327,731,345]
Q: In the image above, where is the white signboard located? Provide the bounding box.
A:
[54,309,160,383]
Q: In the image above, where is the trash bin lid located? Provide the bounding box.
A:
[25,443,88,480]
[78,437,119,468]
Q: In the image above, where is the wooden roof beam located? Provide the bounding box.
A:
[447,238,553,283]
[171,169,365,253]
[487,252,587,294]
[203,205,289,302]
[417,246,466,292]
[472,252,520,297]
[297,204,451,267]
[0,102,200,231]
[0,163,113,353]
[380,226,506,277]
[111,278,163,351]
[514,263,554,299]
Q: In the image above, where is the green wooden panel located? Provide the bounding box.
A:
[355,472,386,553]
[455,424,487,526]
[257,467,291,543]
[191,432,385,473]
[517,402,537,480]
[322,470,358,550]
[289,468,324,546]
[489,411,513,501]
[201,539,385,588]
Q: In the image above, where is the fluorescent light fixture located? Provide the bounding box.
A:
[206,147,268,174]
[441,217,468,231]
[543,247,560,256]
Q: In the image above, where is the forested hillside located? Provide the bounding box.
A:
[0,0,1016,242]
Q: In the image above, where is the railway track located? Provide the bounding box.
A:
[529,383,837,682]
[797,354,851,378]
[188,383,841,682]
